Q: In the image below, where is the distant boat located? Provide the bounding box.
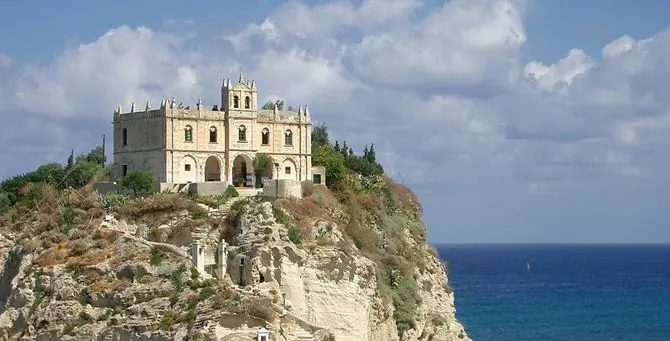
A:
[526,261,531,272]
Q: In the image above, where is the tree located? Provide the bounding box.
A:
[252,153,273,188]
[312,123,329,151]
[121,169,154,195]
[368,144,376,162]
[84,145,105,165]
[312,145,346,187]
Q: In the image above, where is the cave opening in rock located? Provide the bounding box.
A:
[259,271,265,283]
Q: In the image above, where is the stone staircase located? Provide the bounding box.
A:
[236,187,263,197]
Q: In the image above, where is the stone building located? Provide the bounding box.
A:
[112,74,324,190]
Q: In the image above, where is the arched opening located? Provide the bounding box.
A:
[233,95,240,108]
[238,125,247,142]
[261,128,270,145]
[179,155,197,183]
[209,126,217,143]
[284,129,293,146]
[244,96,251,109]
[281,158,298,180]
[233,154,253,187]
[205,156,221,182]
[184,125,193,142]
[122,128,128,146]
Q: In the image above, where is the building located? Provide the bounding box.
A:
[112,74,325,191]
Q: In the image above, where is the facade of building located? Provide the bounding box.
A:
[112,74,318,188]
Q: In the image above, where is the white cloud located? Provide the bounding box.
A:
[3,0,670,242]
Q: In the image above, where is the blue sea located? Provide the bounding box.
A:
[436,244,670,341]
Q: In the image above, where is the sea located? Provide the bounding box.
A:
[436,244,670,341]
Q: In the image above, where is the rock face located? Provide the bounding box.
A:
[0,185,470,341]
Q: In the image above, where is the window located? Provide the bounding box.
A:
[238,125,247,142]
[285,166,291,174]
[284,130,293,146]
[260,336,267,341]
[121,165,128,177]
[244,96,250,109]
[313,174,322,184]
[122,128,128,146]
[209,126,217,143]
[185,164,191,171]
[233,95,239,108]
[261,128,270,145]
[184,125,193,142]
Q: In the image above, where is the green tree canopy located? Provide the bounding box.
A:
[253,153,274,187]
[312,144,346,186]
[312,123,329,152]
[121,169,154,195]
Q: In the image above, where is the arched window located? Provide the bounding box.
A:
[209,126,217,143]
[244,96,251,109]
[261,128,270,145]
[238,125,247,142]
[233,95,240,108]
[284,130,293,146]
[184,125,193,142]
[122,128,128,146]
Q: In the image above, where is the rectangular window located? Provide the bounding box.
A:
[185,129,192,142]
[260,337,267,341]
[313,174,321,184]
[262,133,269,145]
[238,129,246,142]
[185,164,191,171]
[284,134,293,146]
[121,165,128,177]
[285,167,291,174]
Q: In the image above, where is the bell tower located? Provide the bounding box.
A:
[221,73,257,111]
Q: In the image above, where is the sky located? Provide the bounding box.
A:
[1,0,670,243]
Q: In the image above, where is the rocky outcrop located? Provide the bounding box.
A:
[0,189,470,341]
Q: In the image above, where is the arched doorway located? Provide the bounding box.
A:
[281,158,298,180]
[232,155,253,187]
[179,155,198,183]
[205,156,221,182]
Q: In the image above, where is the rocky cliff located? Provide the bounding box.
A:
[0,174,470,341]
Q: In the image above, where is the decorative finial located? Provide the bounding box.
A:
[130,102,136,113]
[298,106,303,115]
[170,97,175,109]
[251,80,256,89]
[304,105,309,116]
[221,77,226,89]
[273,103,278,114]
[145,101,150,112]
[197,98,202,110]
[239,73,244,83]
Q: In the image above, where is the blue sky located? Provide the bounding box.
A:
[2,0,670,243]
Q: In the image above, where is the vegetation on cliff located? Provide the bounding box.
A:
[0,123,451,339]
[280,123,432,336]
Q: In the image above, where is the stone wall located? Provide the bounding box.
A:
[188,182,229,196]
[262,179,303,199]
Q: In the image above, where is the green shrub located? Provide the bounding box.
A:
[149,247,166,266]
[121,169,154,195]
[59,205,78,236]
[224,185,239,197]
[287,227,302,245]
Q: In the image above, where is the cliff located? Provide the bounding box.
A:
[0,174,470,341]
